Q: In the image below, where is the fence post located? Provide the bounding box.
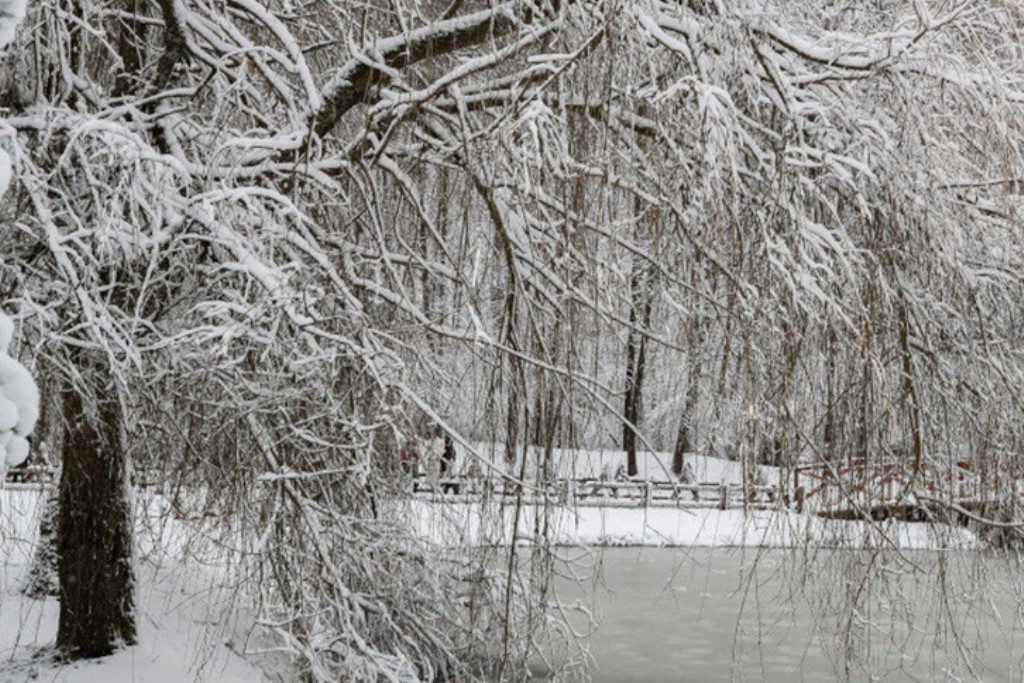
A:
[795,486,805,514]
[719,483,730,510]
[643,481,652,508]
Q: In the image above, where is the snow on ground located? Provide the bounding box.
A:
[0,446,980,682]
[0,569,268,683]
[407,448,976,550]
[0,488,275,683]
[405,500,977,550]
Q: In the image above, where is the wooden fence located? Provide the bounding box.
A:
[3,466,56,487]
[5,468,782,511]
[410,476,782,511]
[12,460,1023,520]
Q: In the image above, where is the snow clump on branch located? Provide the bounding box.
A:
[0,313,39,466]
[0,0,23,199]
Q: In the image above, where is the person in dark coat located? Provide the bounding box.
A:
[441,436,459,494]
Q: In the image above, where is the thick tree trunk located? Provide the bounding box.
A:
[57,378,136,658]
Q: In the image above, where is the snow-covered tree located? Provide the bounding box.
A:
[2,0,1024,676]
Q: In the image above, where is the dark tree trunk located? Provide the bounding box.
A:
[112,0,148,98]
[505,363,523,465]
[478,176,525,466]
[822,330,836,459]
[672,375,699,476]
[57,376,136,658]
[672,274,702,475]
[623,265,652,477]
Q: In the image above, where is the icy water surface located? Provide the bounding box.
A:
[536,546,1024,682]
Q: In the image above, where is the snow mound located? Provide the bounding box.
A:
[0,312,40,466]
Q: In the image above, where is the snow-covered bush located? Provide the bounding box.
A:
[0,313,39,466]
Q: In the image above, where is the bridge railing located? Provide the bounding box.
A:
[4,467,781,512]
[793,460,1024,516]
[409,475,781,510]
[3,466,167,489]
[3,465,56,487]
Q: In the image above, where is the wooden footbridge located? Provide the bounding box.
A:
[794,460,1024,522]
[8,459,1019,523]
[409,459,1024,523]
[4,465,780,510]
[408,475,782,511]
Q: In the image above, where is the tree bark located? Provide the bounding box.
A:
[309,4,522,138]
[57,373,136,658]
[112,0,148,98]
[623,263,652,477]
[672,311,701,475]
[672,374,699,475]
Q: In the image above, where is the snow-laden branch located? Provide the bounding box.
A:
[310,2,527,138]
[227,0,322,111]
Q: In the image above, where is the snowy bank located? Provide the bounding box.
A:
[0,489,276,682]
[405,500,978,550]
[0,565,273,683]
[404,447,977,550]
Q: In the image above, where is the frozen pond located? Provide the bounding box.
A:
[537,546,1024,682]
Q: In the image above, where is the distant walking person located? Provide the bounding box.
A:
[401,442,420,490]
[678,461,698,501]
[441,436,459,494]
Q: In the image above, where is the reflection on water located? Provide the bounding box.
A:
[538,547,1024,682]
